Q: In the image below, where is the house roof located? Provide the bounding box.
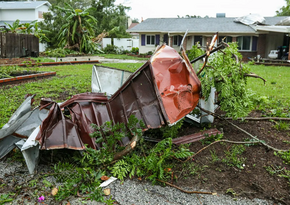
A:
[127,17,289,34]
[128,23,138,30]
[0,1,51,10]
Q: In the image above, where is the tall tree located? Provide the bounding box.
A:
[276,0,290,16]
[56,3,97,53]
[40,0,132,49]
[90,0,131,38]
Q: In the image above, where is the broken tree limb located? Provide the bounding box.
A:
[197,106,289,153]
[113,135,139,161]
[243,73,266,84]
[190,43,227,64]
[225,117,290,121]
[182,139,261,163]
[197,33,218,76]
[156,179,217,195]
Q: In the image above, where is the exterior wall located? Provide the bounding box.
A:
[187,36,192,49]
[35,5,50,21]
[102,38,139,51]
[257,34,266,58]
[138,33,158,54]
[239,51,257,61]
[113,38,138,50]
[137,32,281,60]
[1,9,35,21]
[103,38,111,48]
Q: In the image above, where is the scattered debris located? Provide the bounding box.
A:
[0,43,202,174]
[100,177,118,188]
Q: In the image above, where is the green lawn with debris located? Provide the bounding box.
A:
[0,63,289,128]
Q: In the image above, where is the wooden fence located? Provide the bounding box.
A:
[0,32,39,58]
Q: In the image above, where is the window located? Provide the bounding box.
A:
[38,11,44,19]
[237,36,251,50]
[194,36,203,46]
[173,35,182,46]
[218,36,232,43]
[146,35,155,45]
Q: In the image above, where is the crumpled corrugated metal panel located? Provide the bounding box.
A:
[36,45,201,150]
[35,101,85,150]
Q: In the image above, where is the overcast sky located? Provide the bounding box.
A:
[115,0,287,22]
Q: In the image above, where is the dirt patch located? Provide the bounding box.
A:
[173,112,290,204]
[0,58,37,65]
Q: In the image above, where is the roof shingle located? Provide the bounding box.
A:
[0,1,50,10]
[127,17,289,33]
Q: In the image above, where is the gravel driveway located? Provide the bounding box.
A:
[0,161,279,205]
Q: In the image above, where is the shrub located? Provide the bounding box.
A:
[103,44,118,54]
[131,47,139,55]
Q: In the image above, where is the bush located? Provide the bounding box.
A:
[103,44,118,54]
[187,43,203,61]
[42,48,81,57]
[131,47,139,55]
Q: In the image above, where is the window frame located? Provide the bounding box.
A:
[173,35,182,46]
[218,36,232,43]
[146,35,155,46]
[237,36,252,51]
[193,35,203,46]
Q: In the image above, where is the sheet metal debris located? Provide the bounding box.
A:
[0,44,203,174]
[234,14,266,25]
[143,128,221,145]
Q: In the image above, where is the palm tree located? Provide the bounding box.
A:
[4,19,21,33]
[19,20,37,34]
[56,3,97,53]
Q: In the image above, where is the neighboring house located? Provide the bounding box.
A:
[0,1,51,52]
[127,15,290,60]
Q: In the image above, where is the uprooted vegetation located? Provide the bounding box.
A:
[1,42,290,204]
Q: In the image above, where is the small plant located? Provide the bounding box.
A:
[159,119,184,139]
[53,162,104,202]
[110,159,130,181]
[210,150,220,163]
[273,121,289,131]
[188,163,208,177]
[201,132,223,145]
[0,193,15,204]
[226,188,237,197]
[222,145,246,169]
[275,151,290,164]
[264,165,285,175]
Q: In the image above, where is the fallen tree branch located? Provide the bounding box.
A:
[243,73,266,84]
[225,117,290,121]
[182,139,260,163]
[197,106,289,152]
[156,179,217,195]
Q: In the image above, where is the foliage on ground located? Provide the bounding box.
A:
[0,52,290,203]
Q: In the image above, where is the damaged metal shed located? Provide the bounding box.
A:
[0,44,202,174]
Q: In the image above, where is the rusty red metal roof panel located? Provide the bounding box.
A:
[36,102,85,150]
[151,45,201,124]
[172,128,221,145]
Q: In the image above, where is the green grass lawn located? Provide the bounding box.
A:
[247,64,290,102]
[0,62,289,128]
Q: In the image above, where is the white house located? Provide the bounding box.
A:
[0,0,51,52]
